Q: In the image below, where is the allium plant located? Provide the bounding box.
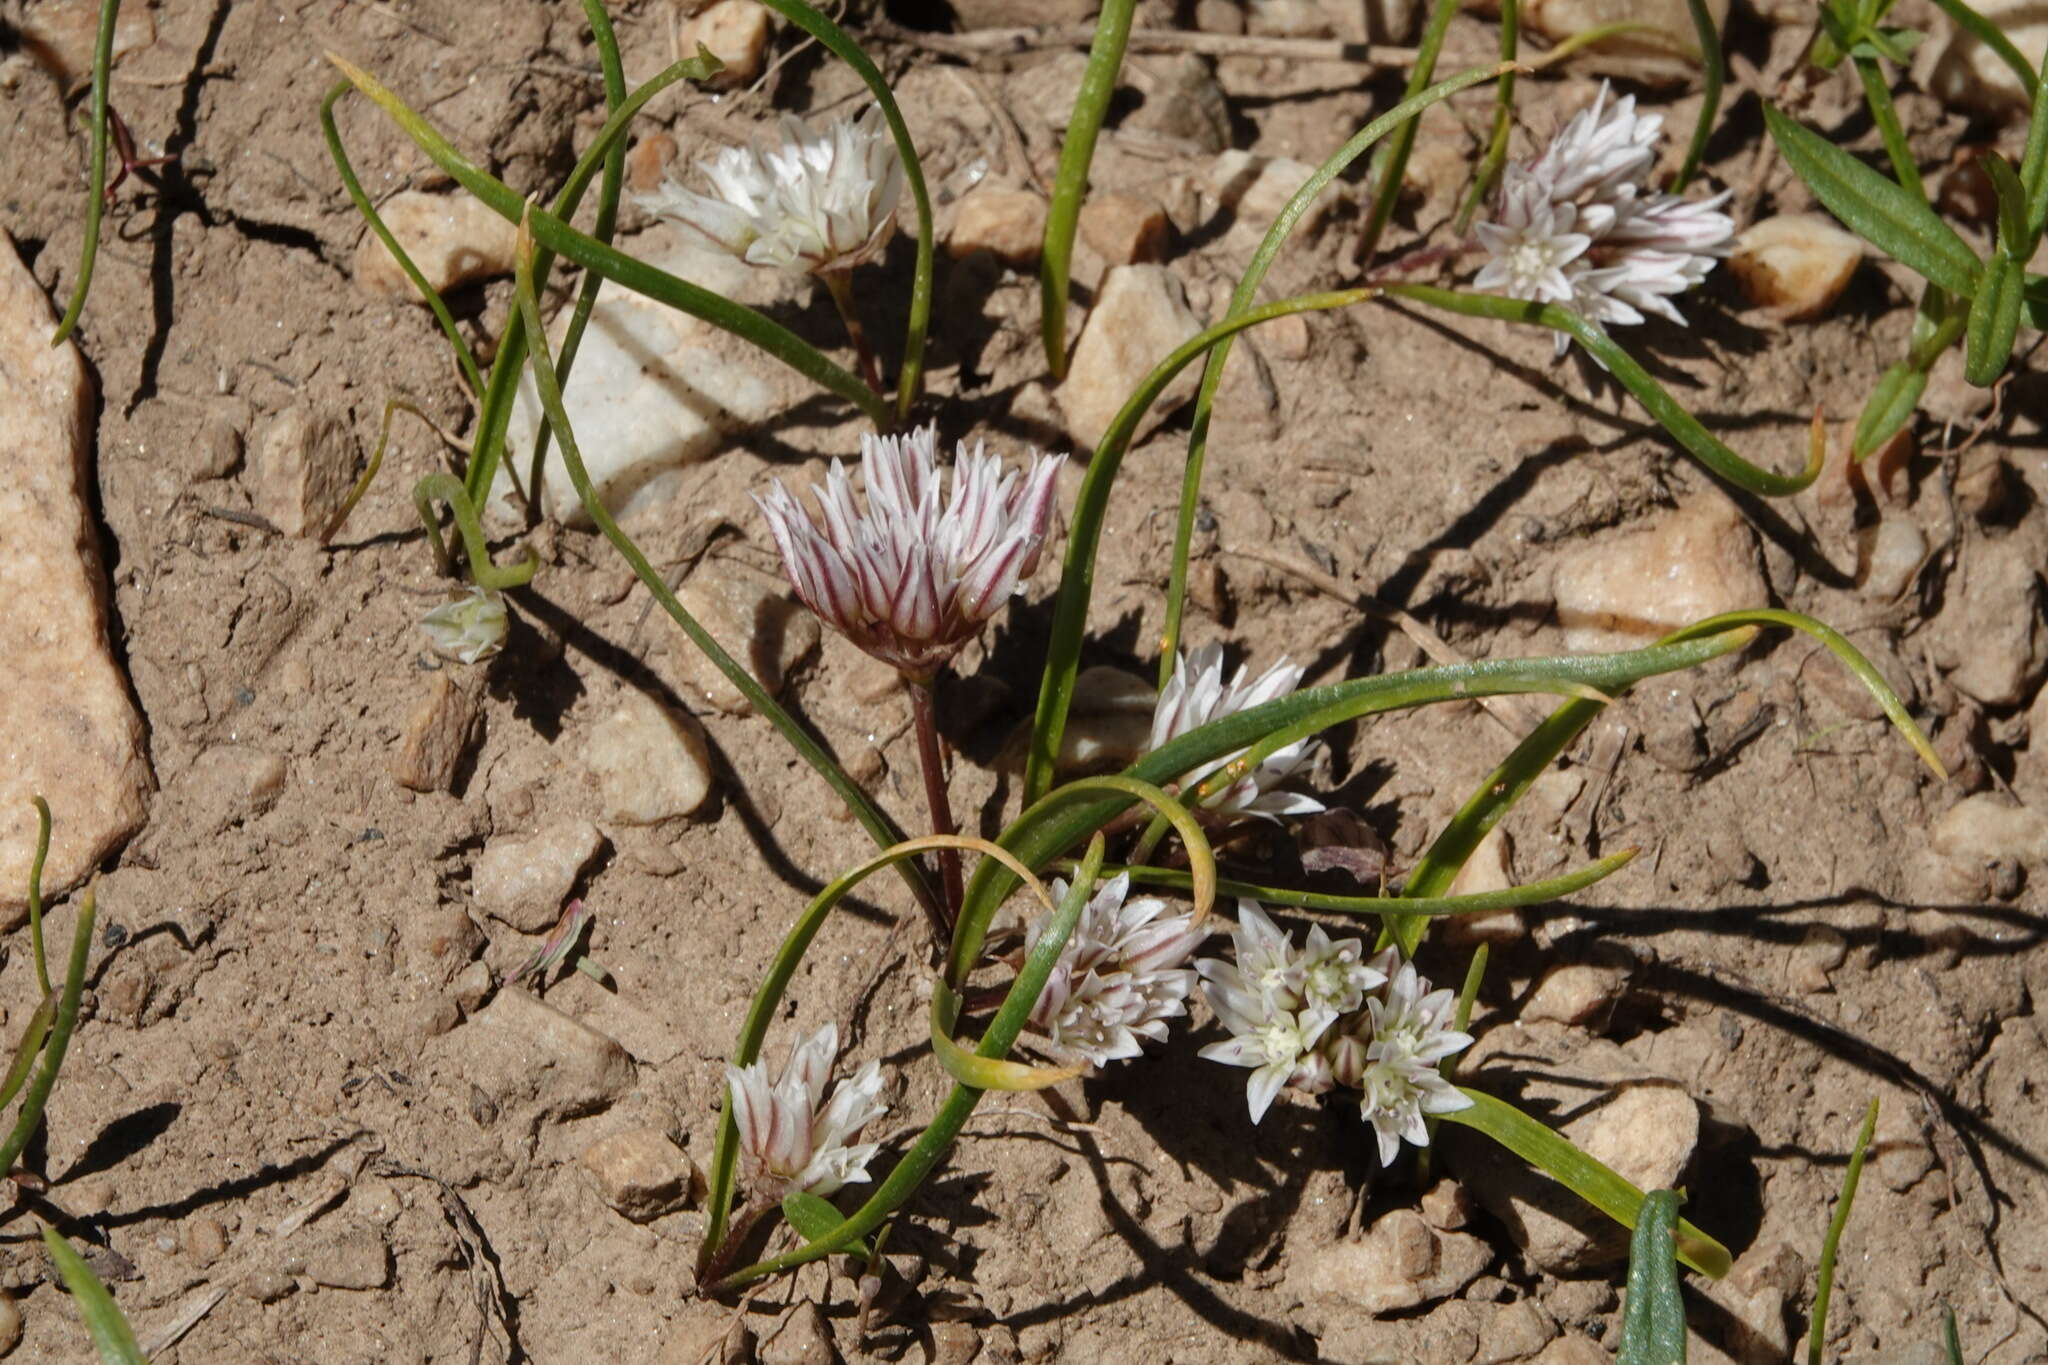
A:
[418,585,508,665]
[327,0,1952,1323]
[1474,83,1735,355]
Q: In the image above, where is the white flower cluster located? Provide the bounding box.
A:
[418,585,507,665]
[1474,82,1734,354]
[1196,904,1473,1163]
[1026,873,1208,1068]
[726,1023,888,1198]
[644,105,904,276]
[756,423,1065,679]
[1150,644,1325,820]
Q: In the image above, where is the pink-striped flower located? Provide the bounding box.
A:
[1026,873,1208,1067]
[725,1023,888,1197]
[755,424,1065,678]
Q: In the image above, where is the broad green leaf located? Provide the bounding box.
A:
[1441,1090,1730,1277]
[1963,254,2023,385]
[1764,104,1981,296]
[1620,1191,1689,1363]
[1852,360,1930,458]
[41,1228,146,1365]
[781,1192,873,1258]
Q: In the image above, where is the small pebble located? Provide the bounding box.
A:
[188,1218,229,1267]
[947,187,1048,267]
[584,694,715,824]
[1730,213,1864,321]
[352,192,521,302]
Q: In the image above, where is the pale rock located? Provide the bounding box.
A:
[1288,1208,1493,1315]
[1442,826,1526,948]
[169,745,288,835]
[1453,1023,1701,1273]
[472,820,605,932]
[626,133,678,194]
[1730,214,1863,321]
[1054,666,1157,773]
[1926,0,2048,118]
[584,693,714,823]
[250,407,358,540]
[390,672,481,793]
[553,971,691,1064]
[353,192,522,302]
[493,230,806,525]
[447,986,636,1120]
[1529,1335,1610,1365]
[929,1322,980,1365]
[1931,794,2048,872]
[953,0,1095,23]
[1524,0,1729,70]
[582,1127,698,1221]
[681,1,772,87]
[1249,0,1337,36]
[1207,151,1337,242]
[1859,514,1926,601]
[761,1300,840,1364]
[306,1226,391,1290]
[1079,193,1171,266]
[1551,498,1768,651]
[1788,924,1847,994]
[666,568,818,713]
[1522,963,1626,1027]
[947,187,1047,266]
[1934,536,2045,706]
[16,0,155,86]
[1364,0,1424,41]
[1477,1299,1559,1362]
[0,231,151,922]
[451,959,495,1015]
[1058,265,1201,450]
[1420,1179,1471,1231]
[187,1218,229,1268]
[1193,0,1245,33]
[1126,54,1231,153]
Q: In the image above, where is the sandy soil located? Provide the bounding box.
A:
[2,0,2045,1360]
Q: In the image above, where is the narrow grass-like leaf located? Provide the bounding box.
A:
[1620,1190,1689,1363]
[320,86,484,394]
[326,55,889,441]
[1763,104,1980,296]
[1160,61,1513,680]
[1673,0,1722,191]
[410,473,537,589]
[513,230,939,984]
[1985,152,2030,255]
[1357,0,1461,267]
[1025,285,1382,804]
[1380,284,1826,495]
[1040,0,1137,379]
[50,0,120,346]
[0,886,96,1173]
[1456,6,1520,233]
[751,0,935,419]
[1096,847,1638,917]
[26,797,53,998]
[1963,252,2023,384]
[1807,1098,1880,1365]
[2022,62,2048,238]
[1442,1090,1731,1276]
[781,1191,873,1258]
[41,1227,146,1365]
[1941,1306,1964,1363]
[1852,54,1926,200]
[0,994,55,1115]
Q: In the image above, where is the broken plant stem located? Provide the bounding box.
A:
[906,677,963,933]
[822,269,886,400]
[697,1194,779,1290]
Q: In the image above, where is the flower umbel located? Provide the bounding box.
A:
[419,586,508,665]
[1150,644,1325,819]
[725,1023,888,1197]
[1195,903,1382,1121]
[643,105,904,276]
[1475,82,1734,355]
[1026,873,1207,1068]
[1353,961,1474,1165]
[756,424,1065,678]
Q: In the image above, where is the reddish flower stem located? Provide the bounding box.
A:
[823,269,886,402]
[905,677,963,933]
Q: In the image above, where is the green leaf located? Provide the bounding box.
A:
[1852,359,1929,458]
[49,0,120,345]
[0,993,55,1113]
[1985,154,2031,256]
[2022,61,2048,239]
[1927,0,2038,94]
[1941,1306,1964,1364]
[1806,1099,1880,1365]
[780,1192,873,1258]
[1763,104,1981,296]
[1673,0,1724,189]
[1620,1191,1689,1363]
[1040,0,1138,378]
[41,1227,146,1365]
[1442,1091,1730,1277]
[1963,253,2023,385]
